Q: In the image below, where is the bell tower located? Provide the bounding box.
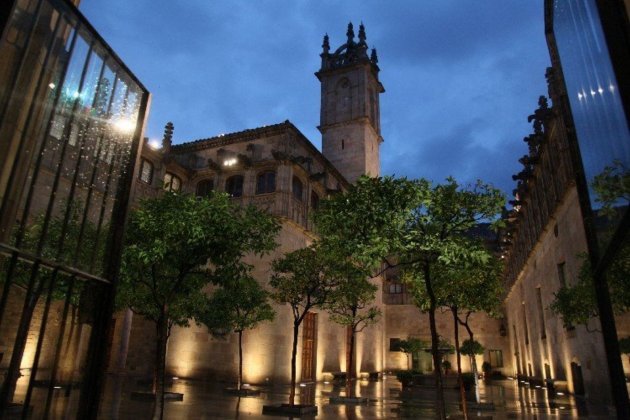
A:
[316,22,384,184]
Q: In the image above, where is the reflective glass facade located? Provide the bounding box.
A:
[553,0,630,253]
[0,0,148,417]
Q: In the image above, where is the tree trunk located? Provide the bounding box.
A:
[346,328,355,398]
[289,320,300,406]
[238,330,243,390]
[461,318,480,403]
[452,306,468,420]
[152,306,169,420]
[424,264,446,420]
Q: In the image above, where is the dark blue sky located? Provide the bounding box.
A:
[80,1,550,195]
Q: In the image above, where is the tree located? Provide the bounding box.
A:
[444,246,503,411]
[550,248,630,329]
[118,192,279,420]
[313,176,421,398]
[399,177,504,420]
[460,338,485,403]
[397,337,426,370]
[313,176,424,268]
[270,245,340,406]
[323,257,381,397]
[202,276,275,391]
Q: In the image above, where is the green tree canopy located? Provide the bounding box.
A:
[399,177,504,420]
[202,276,275,390]
[270,244,341,406]
[550,249,630,329]
[118,191,279,419]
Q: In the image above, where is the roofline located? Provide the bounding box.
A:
[171,120,351,189]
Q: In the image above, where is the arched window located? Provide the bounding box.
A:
[310,191,319,210]
[292,176,303,201]
[139,159,153,184]
[256,171,276,194]
[225,175,244,197]
[196,179,214,197]
[163,172,181,192]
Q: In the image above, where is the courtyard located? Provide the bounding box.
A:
[91,375,612,419]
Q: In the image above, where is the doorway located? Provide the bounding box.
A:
[301,312,318,382]
[570,361,585,395]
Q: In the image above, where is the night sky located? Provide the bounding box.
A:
[80,1,550,196]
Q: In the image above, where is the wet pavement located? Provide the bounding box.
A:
[93,375,616,419]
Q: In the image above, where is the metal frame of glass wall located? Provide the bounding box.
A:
[545,0,630,417]
[0,0,149,417]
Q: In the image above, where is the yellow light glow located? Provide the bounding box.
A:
[148,139,161,150]
[113,118,136,134]
[223,157,237,167]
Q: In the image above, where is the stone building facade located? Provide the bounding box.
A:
[500,68,630,403]
[112,23,515,385]
[112,24,390,384]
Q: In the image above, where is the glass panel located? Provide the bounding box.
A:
[554,0,630,253]
[0,0,148,416]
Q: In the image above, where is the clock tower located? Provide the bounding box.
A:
[316,22,384,184]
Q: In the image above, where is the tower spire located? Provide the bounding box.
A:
[163,121,174,154]
[346,22,355,44]
[358,22,367,46]
[322,33,330,54]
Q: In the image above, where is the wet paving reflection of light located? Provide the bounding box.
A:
[75,375,621,419]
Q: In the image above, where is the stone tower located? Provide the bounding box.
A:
[316,22,384,184]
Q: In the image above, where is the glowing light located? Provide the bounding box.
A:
[223,157,237,167]
[113,118,136,134]
[556,392,564,396]
[48,83,56,89]
[299,383,306,387]
[148,139,161,150]
[242,383,250,388]
[610,84,616,93]
[54,386,62,389]
[577,92,583,101]
[590,89,596,97]
[172,376,179,380]
[71,90,81,99]
[324,381,330,385]
[597,86,604,95]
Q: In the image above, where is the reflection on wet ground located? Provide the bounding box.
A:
[94,375,617,419]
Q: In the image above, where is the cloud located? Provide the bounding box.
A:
[80,0,550,196]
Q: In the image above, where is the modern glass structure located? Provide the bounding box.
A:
[546,0,630,417]
[0,0,149,417]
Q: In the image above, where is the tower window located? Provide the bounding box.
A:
[163,172,181,192]
[292,176,303,201]
[226,175,244,197]
[256,171,276,194]
[196,179,214,197]
[139,159,153,184]
[341,139,345,150]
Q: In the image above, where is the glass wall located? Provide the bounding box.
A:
[553,0,630,256]
[0,0,148,417]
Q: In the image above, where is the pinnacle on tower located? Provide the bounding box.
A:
[163,121,174,153]
[371,47,378,65]
[358,22,367,45]
[322,33,330,54]
[346,22,355,44]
